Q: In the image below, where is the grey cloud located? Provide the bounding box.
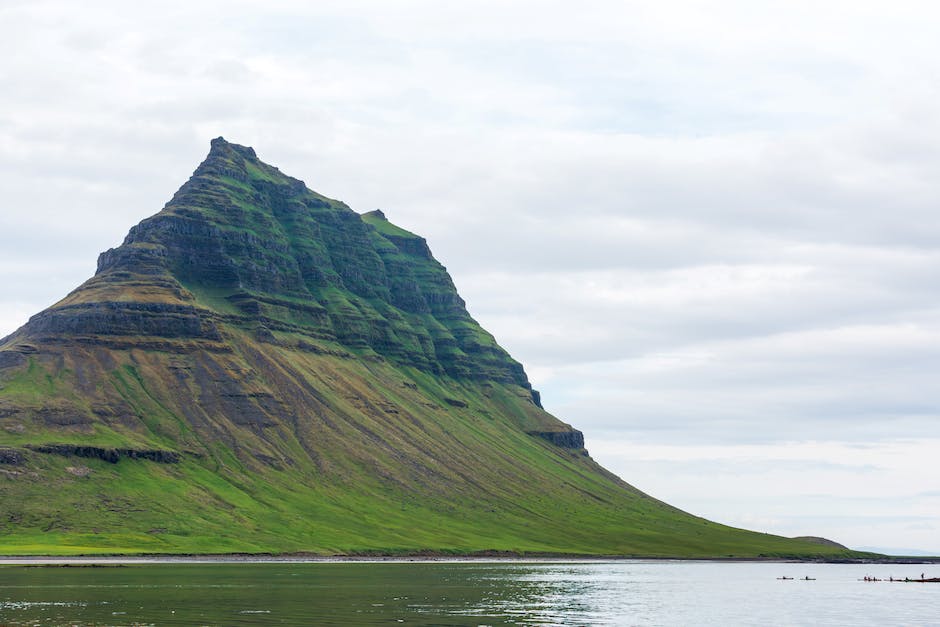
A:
[593,457,883,477]
[200,59,256,83]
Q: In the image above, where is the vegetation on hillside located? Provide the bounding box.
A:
[0,139,866,558]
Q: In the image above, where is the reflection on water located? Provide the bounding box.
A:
[0,561,938,626]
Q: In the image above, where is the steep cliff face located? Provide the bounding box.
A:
[0,140,856,558]
[16,138,532,391]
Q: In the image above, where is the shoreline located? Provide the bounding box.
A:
[2,554,938,565]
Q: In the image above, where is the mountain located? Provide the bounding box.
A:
[0,138,858,558]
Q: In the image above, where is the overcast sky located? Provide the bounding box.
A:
[2,0,939,554]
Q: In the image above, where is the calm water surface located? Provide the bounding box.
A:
[0,560,937,626]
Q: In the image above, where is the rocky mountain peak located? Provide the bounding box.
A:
[209,135,257,159]
[12,139,537,392]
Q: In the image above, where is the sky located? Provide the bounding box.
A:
[2,0,939,554]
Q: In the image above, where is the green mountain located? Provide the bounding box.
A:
[0,138,856,557]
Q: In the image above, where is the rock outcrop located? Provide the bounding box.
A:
[26,445,181,464]
[530,430,585,449]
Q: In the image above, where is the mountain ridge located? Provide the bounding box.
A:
[0,138,864,558]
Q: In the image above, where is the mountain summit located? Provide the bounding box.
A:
[23,137,533,391]
[0,139,854,557]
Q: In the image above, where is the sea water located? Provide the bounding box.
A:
[0,560,936,626]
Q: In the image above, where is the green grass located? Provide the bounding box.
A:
[0,336,865,559]
[362,211,420,239]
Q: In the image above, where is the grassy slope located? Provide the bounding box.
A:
[0,329,856,558]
